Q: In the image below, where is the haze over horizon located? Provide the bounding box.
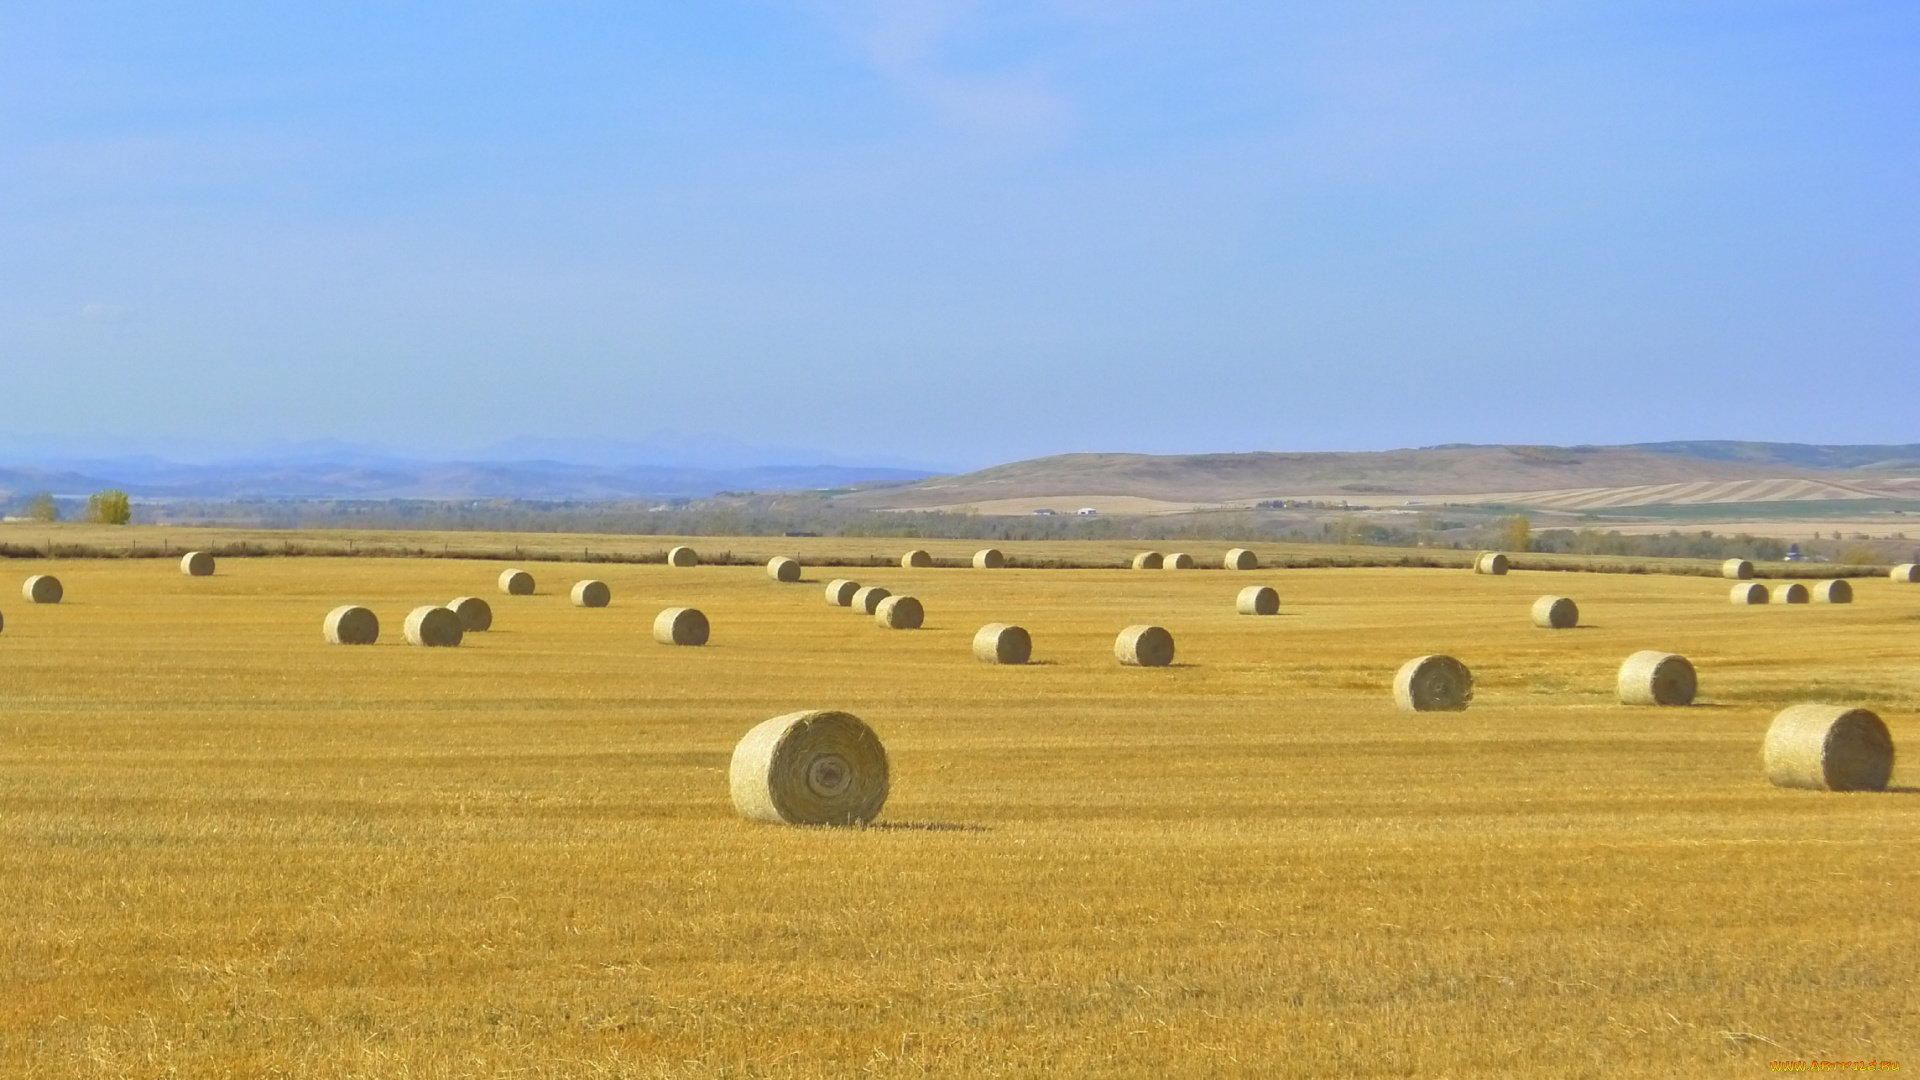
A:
[4,3,1915,471]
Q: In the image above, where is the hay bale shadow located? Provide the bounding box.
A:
[871,821,993,833]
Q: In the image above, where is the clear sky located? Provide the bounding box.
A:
[2,2,1915,470]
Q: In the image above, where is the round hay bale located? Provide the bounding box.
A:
[767,556,802,583]
[179,551,215,577]
[571,580,611,608]
[1617,650,1696,706]
[901,549,933,568]
[1475,552,1509,575]
[972,548,1005,569]
[1236,585,1279,616]
[1114,625,1174,667]
[972,623,1031,664]
[824,579,860,606]
[653,606,710,646]
[1891,563,1919,583]
[1729,582,1769,605]
[1772,582,1810,604]
[498,568,535,596]
[448,596,493,631]
[1224,548,1258,570]
[1392,655,1473,712]
[22,575,61,604]
[729,709,889,826]
[875,594,923,629]
[1722,558,1755,580]
[1131,551,1164,570]
[851,585,891,614]
[403,605,463,647]
[322,605,378,645]
[1164,552,1195,570]
[667,546,699,567]
[1812,579,1852,604]
[1531,595,1578,629]
[1763,704,1894,792]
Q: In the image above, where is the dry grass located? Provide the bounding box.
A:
[0,545,1916,1077]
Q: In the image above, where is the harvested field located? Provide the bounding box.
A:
[0,545,1915,1077]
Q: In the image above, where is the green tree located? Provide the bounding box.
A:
[1501,514,1532,553]
[84,489,132,525]
[25,491,58,522]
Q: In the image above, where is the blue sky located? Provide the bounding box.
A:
[2,2,1915,470]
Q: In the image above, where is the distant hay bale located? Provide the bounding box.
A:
[1236,585,1279,616]
[851,585,891,614]
[1164,552,1195,570]
[1772,582,1809,604]
[875,595,923,629]
[1224,548,1258,570]
[1812,579,1853,604]
[1892,563,1919,583]
[1763,704,1894,792]
[448,596,493,631]
[1722,559,1755,580]
[323,605,379,645]
[767,556,802,583]
[972,623,1031,664]
[1531,595,1578,628]
[1114,625,1174,667]
[653,606,710,646]
[1474,552,1509,575]
[901,549,933,568]
[1392,655,1472,712]
[403,605,463,647]
[571,580,611,608]
[824,579,860,606]
[498,568,535,596]
[22,575,62,604]
[1729,582,1769,605]
[1617,650,1696,706]
[1131,551,1164,570]
[972,548,1005,569]
[667,546,699,567]
[179,551,214,577]
[729,709,889,826]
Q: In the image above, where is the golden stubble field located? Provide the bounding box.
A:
[0,546,1915,1078]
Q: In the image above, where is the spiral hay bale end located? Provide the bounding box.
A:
[667,546,699,567]
[403,605,463,647]
[571,580,611,608]
[1236,585,1279,616]
[730,710,889,826]
[1772,582,1809,604]
[767,556,802,583]
[875,595,923,629]
[1813,579,1852,604]
[824,579,860,606]
[1224,548,1258,570]
[972,548,1006,569]
[851,585,891,614]
[1722,559,1755,580]
[22,575,62,604]
[1393,655,1472,711]
[180,551,215,577]
[1729,582,1769,605]
[1474,552,1509,575]
[901,549,933,568]
[653,606,710,646]
[448,596,493,631]
[323,605,379,645]
[1763,704,1894,792]
[1164,552,1195,570]
[1892,563,1919,583]
[498,568,535,596]
[1115,625,1174,667]
[972,623,1032,664]
[1132,551,1164,570]
[1531,595,1578,628]
[1618,650,1696,706]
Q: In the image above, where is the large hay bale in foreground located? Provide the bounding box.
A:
[179,551,215,577]
[1132,551,1164,570]
[1114,625,1174,667]
[729,710,889,826]
[875,595,923,629]
[1531,595,1578,628]
[972,623,1031,664]
[1722,558,1755,580]
[1763,704,1894,792]
[22,575,62,604]
[767,556,802,583]
[1618,650,1696,706]
[448,596,493,631]
[1474,552,1509,575]
[1813,579,1852,604]
[851,585,891,614]
[1164,552,1195,570]
[1236,585,1279,616]
[901,549,932,568]
[323,605,379,645]
[667,546,699,567]
[571,580,611,608]
[498,568,535,596]
[653,606,710,646]
[1393,655,1472,711]
[824,579,860,606]
[1772,582,1810,604]
[1892,563,1919,583]
[1729,582,1769,605]
[1224,548,1258,571]
[403,605,463,647]
[972,548,1005,569]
